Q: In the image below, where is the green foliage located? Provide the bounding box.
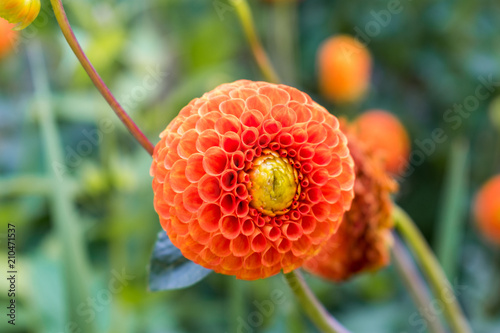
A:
[149,232,212,291]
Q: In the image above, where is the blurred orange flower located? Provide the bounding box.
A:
[0,18,17,59]
[317,35,372,104]
[0,0,40,30]
[151,80,355,280]
[304,122,397,281]
[474,175,500,246]
[351,110,410,176]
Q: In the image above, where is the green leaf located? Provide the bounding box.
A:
[149,231,212,291]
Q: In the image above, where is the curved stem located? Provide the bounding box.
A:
[230,0,281,84]
[283,270,351,333]
[391,234,447,333]
[393,205,472,333]
[50,0,154,156]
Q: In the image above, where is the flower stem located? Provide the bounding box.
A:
[393,205,472,333]
[230,0,281,84]
[391,234,447,333]
[49,0,154,156]
[283,270,351,333]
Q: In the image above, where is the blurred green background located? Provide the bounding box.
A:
[1,0,499,332]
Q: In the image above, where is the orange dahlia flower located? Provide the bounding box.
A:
[151,80,355,280]
[304,123,397,281]
[0,18,17,59]
[473,175,500,246]
[351,110,410,176]
[318,35,372,104]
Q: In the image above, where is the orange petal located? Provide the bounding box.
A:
[203,146,228,176]
[250,232,267,253]
[221,132,240,153]
[220,193,237,215]
[220,98,245,117]
[170,159,190,193]
[198,174,222,203]
[241,128,258,148]
[246,94,272,116]
[177,129,199,159]
[215,115,241,135]
[185,153,205,182]
[198,203,222,233]
[231,234,251,257]
[196,129,220,153]
[240,109,264,128]
[220,215,241,239]
[258,86,290,105]
[236,199,250,217]
[306,122,327,144]
[182,184,204,213]
[282,223,303,241]
[210,234,232,257]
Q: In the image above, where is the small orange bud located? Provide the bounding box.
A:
[0,0,41,30]
[317,35,372,104]
[351,110,410,176]
[0,18,17,59]
[473,175,500,246]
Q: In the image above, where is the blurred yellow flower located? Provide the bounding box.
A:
[0,0,41,30]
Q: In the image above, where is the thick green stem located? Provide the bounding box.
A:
[391,234,447,333]
[50,0,154,156]
[283,271,351,333]
[230,0,281,84]
[393,205,472,333]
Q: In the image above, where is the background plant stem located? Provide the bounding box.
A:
[28,41,97,333]
[271,1,298,85]
[230,0,281,84]
[394,205,473,333]
[392,234,447,333]
[50,0,154,156]
[434,139,470,280]
[284,270,351,333]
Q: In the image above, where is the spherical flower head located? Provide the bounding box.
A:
[317,35,372,104]
[0,0,41,30]
[0,18,17,59]
[151,80,355,280]
[351,110,410,176]
[473,175,500,246]
[304,122,397,282]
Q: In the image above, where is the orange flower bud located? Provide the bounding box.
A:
[0,18,17,59]
[317,35,372,104]
[151,80,355,280]
[0,0,41,30]
[351,110,410,176]
[304,124,397,281]
[473,175,500,245]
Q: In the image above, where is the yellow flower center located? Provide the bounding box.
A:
[248,150,299,216]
